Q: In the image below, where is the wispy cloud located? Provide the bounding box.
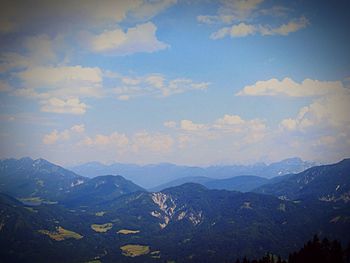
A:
[199,0,309,39]
[111,73,210,100]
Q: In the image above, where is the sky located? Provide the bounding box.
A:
[0,0,350,166]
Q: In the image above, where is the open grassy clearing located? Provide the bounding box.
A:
[91,223,113,233]
[38,226,83,241]
[120,244,150,257]
[117,229,140,235]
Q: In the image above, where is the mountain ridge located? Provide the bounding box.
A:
[69,157,316,188]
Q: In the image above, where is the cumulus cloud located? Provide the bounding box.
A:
[200,0,309,39]
[258,17,309,36]
[164,121,177,128]
[198,0,263,25]
[40,98,87,115]
[280,92,350,132]
[132,131,174,153]
[233,77,350,163]
[79,130,173,154]
[43,124,85,144]
[112,73,210,100]
[236,77,345,97]
[82,132,129,148]
[211,23,256,39]
[180,120,206,132]
[211,17,309,39]
[71,124,85,133]
[83,22,168,55]
[43,130,60,145]
[12,64,103,114]
[17,65,102,93]
[165,114,268,149]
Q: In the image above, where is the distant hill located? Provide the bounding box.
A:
[152,175,269,192]
[150,176,213,191]
[61,175,145,206]
[69,157,315,188]
[254,159,350,202]
[203,175,269,192]
[0,157,86,201]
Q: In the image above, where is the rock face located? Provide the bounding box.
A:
[151,192,203,228]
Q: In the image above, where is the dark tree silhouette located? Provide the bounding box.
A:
[235,236,346,263]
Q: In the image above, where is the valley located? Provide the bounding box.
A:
[0,158,349,262]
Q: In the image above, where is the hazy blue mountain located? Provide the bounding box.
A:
[203,175,269,192]
[150,176,213,191]
[0,157,87,201]
[152,175,269,192]
[2,157,349,262]
[202,157,313,179]
[69,157,315,188]
[61,175,145,206]
[1,180,350,262]
[254,158,350,202]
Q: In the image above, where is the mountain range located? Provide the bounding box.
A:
[69,157,315,189]
[0,157,349,262]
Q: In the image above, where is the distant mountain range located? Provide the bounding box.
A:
[151,175,269,192]
[0,157,349,262]
[69,157,315,189]
[254,158,350,202]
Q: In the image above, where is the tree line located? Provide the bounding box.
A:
[234,235,350,263]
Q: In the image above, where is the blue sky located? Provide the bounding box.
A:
[0,0,350,166]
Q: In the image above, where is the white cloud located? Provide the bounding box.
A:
[80,130,173,154]
[13,65,103,114]
[131,0,177,20]
[164,114,267,150]
[236,78,345,97]
[200,1,308,39]
[280,92,350,132]
[17,66,102,91]
[180,120,206,132]
[112,73,210,100]
[215,114,244,126]
[83,22,168,55]
[211,17,309,39]
[198,0,263,26]
[118,95,130,101]
[82,132,129,148]
[40,98,87,115]
[132,131,173,153]
[164,121,177,128]
[43,130,60,145]
[15,65,103,101]
[236,78,350,146]
[210,27,230,40]
[197,15,219,25]
[71,124,85,133]
[230,23,256,37]
[43,124,84,144]
[218,0,263,23]
[259,17,309,36]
